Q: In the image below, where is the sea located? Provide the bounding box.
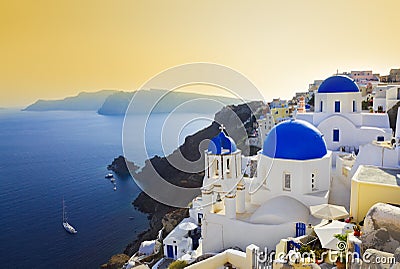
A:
[0,109,214,269]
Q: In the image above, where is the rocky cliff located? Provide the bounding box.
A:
[103,101,266,267]
[107,156,140,178]
[100,254,130,269]
[98,92,133,116]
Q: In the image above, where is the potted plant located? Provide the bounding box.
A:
[314,248,325,264]
[353,225,361,237]
[334,233,348,269]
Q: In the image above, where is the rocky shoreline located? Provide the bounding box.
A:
[101,101,265,268]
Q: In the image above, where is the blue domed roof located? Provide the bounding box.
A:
[208,131,237,155]
[262,119,327,160]
[318,75,359,93]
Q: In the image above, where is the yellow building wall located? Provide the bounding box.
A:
[271,107,289,122]
[350,180,400,223]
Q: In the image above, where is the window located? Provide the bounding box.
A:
[335,101,341,113]
[333,129,340,142]
[226,158,231,178]
[198,213,203,225]
[311,173,317,191]
[283,173,291,191]
[214,160,219,177]
[352,100,356,112]
[320,100,323,112]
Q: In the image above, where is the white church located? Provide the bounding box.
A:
[296,75,392,153]
[190,119,333,253]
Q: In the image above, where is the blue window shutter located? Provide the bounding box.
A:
[335,101,341,112]
[333,129,339,142]
[296,222,306,237]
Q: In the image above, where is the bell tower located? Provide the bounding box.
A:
[202,125,244,218]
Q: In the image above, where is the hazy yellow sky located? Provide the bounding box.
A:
[1,0,399,107]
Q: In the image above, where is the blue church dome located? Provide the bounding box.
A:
[262,120,327,160]
[318,75,359,93]
[208,131,237,155]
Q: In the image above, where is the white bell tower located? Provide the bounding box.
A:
[202,125,244,219]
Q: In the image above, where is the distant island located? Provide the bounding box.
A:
[23,90,116,111]
[24,89,241,115]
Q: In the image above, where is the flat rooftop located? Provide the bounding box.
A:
[354,165,400,187]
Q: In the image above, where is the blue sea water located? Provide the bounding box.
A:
[0,109,213,269]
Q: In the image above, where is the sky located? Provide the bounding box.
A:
[1,0,399,107]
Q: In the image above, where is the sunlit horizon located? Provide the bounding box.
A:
[1,0,399,107]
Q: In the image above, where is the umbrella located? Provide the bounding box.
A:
[314,220,347,250]
[178,222,198,231]
[310,204,349,220]
[180,253,193,262]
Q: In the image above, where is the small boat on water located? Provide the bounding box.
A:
[113,186,117,191]
[63,199,77,234]
[105,173,113,179]
[110,177,116,183]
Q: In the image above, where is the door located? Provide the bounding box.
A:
[166,245,174,258]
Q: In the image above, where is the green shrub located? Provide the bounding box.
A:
[334,233,347,242]
[298,244,311,254]
[168,260,188,269]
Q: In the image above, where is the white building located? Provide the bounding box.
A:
[346,107,400,177]
[257,113,275,145]
[373,85,389,112]
[247,113,275,148]
[190,120,332,253]
[297,75,392,156]
[308,79,324,92]
[163,218,196,260]
[372,84,400,113]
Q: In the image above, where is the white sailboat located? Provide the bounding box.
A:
[63,199,77,234]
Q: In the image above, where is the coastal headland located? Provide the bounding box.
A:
[102,101,265,268]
